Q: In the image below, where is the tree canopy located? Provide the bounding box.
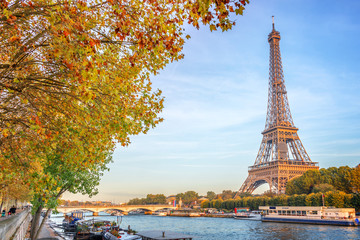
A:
[127,194,167,205]
[286,166,357,195]
[1,0,250,238]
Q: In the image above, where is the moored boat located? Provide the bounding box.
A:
[234,207,259,219]
[152,211,167,216]
[259,206,359,226]
[168,210,201,217]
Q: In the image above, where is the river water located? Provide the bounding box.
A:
[49,213,360,240]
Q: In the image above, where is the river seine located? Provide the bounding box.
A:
[50,213,360,240]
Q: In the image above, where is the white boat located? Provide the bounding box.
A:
[153,211,167,216]
[259,206,359,226]
[234,212,251,219]
[103,231,142,240]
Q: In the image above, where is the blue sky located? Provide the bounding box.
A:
[64,0,360,203]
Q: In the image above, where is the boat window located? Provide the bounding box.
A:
[286,211,290,215]
[269,210,273,213]
[297,211,301,216]
[302,211,306,216]
[274,210,277,213]
[291,211,296,215]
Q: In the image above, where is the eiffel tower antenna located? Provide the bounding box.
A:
[235,18,319,197]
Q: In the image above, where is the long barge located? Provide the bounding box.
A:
[259,206,359,226]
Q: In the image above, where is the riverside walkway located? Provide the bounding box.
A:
[0,209,61,240]
[0,208,31,240]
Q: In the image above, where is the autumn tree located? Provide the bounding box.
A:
[0,0,250,197]
[1,0,250,238]
[1,0,250,145]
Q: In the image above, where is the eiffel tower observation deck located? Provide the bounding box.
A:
[235,17,319,196]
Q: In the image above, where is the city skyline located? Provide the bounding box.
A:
[63,0,360,203]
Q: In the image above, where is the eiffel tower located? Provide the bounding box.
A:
[235,18,319,196]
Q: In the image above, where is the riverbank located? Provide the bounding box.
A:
[24,216,63,240]
[37,221,62,240]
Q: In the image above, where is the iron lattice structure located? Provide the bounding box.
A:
[235,19,319,196]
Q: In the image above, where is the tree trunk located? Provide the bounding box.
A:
[30,204,43,240]
[0,195,7,213]
[33,208,52,240]
[0,196,3,213]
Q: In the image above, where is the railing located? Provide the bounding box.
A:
[249,160,319,170]
[0,209,31,240]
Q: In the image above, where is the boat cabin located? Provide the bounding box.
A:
[259,206,356,220]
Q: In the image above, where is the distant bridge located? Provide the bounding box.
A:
[57,205,176,216]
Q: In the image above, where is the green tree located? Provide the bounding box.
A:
[286,169,327,195]
[294,194,306,206]
[287,194,297,206]
[312,183,336,193]
[305,193,322,206]
[286,177,304,195]
[219,190,236,200]
[128,198,146,205]
[350,165,360,193]
[324,191,347,208]
[146,194,166,204]
[350,193,360,211]
[236,192,252,198]
[206,191,216,201]
[222,199,235,210]
[335,166,353,193]
[182,191,199,205]
[176,193,184,203]
[201,200,210,208]
[213,199,223,209]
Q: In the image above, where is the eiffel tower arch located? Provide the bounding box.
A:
[235,18,319,196]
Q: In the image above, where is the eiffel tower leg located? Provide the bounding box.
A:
[278,176,288,194]
[234,175,260,197]
[234,176,251,198]
[268,178,272,193]
[271,177,278,194]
